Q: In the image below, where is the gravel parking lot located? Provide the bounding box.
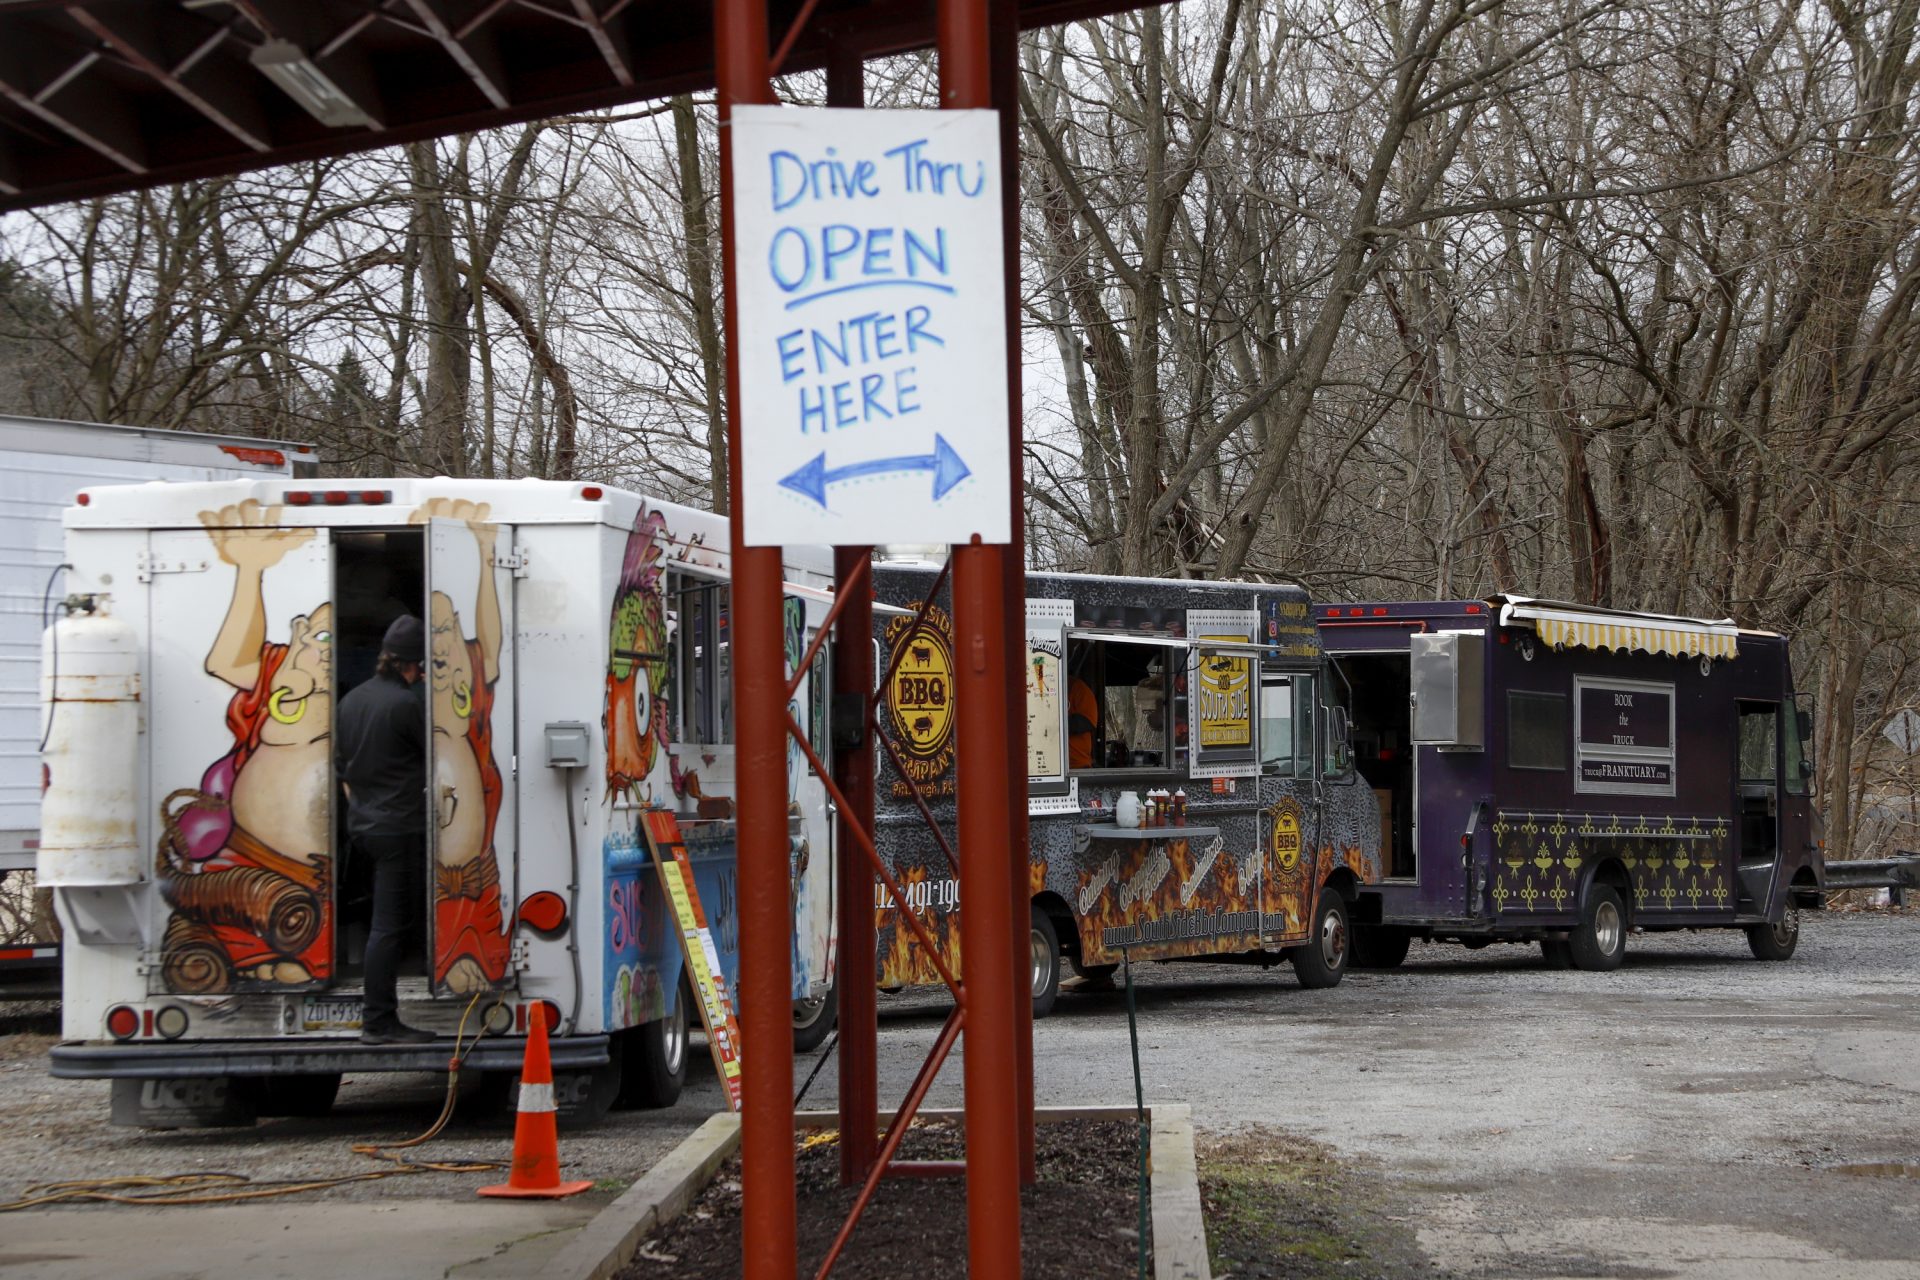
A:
[2,910,1916,1278]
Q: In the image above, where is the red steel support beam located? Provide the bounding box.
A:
[942,5,1021,1272]
[715,1,794,1276]
[989,0,1037,1186]
[825,36,879,1195]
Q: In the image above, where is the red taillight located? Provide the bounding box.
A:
[518,891,568,934]
[106,1006,138,1040]
[1371,607,1387,616]
[284,489,389,506]
[539,1000,563,1034]
[581,485,604,501]
[1465,603,1483,613]
[76,492,91,506]
[142,1009,154,1037]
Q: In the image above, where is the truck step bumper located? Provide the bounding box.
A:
[50,1034,611,1079]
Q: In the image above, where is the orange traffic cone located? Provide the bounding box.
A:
[479,1003,593,1199]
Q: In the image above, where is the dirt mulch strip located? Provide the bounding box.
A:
[617,1117,1149,1280]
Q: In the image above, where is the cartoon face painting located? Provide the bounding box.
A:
[156,501,334,993]
[605,510,670,801]
[410,498,509,996]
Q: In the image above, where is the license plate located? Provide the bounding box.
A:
[302,996,363,1032]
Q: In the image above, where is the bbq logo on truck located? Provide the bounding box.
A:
[1271,797,1304,873]
[884,602,956,798]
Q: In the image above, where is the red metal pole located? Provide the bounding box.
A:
[823,42,876,1191]
[941,3,1021,1272]
[988,0,1036,1186]
[715,1,794,1275]
[823,35,879,1191]
[833,562,877,1188]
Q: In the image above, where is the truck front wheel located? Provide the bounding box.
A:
[617,992,688,1111]
[1290,894,1350,989]
[1031,906,1061,1019]
[1746,906,1800,961]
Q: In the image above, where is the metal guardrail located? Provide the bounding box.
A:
[1822,853,1920,903]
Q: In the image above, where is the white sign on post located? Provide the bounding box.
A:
[730,106,1011,547]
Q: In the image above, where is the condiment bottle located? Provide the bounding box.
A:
[1173,788,1187,826]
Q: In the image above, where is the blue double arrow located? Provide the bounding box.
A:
[778,434,972,510]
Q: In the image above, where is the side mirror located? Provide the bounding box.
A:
[1330,705,1353,774]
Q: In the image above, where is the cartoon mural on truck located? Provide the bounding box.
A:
[157,501,333,993]
[412,498,510,995]
[603,507,672,1031]
[606,509,670,803]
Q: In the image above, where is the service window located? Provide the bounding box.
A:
[1189,609,1262,779]
[1259,672,1315,776]
[1064,634,1181,774]
[1027,626,1069,795]
[668,572,732,745]
[1508,690,1569,771]
[806,646,828,773]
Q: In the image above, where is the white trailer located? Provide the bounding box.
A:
[1,417,311,984]
[41,477,836,1126]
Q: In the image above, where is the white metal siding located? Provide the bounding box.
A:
[1,435,295,863]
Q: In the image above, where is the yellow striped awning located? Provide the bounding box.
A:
[1495,597,1739,661]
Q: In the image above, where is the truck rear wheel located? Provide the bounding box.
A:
[1350,925,1410,970]
[1569,886,1627,972]
[793,985,837,1052]
[1290,894,1349,989]
[251,1072,341,1118]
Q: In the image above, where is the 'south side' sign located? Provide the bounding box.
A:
[730,106,1011,548]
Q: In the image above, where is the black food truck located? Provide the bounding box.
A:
[1318,596,1824,970]
[870,561,1385,1011]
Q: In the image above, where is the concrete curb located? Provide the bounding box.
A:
[540,1104,1210,1280]
[534,1111,741,1280]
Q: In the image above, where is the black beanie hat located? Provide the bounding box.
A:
[381,614,425,662]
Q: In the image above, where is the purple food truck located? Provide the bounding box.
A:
[1318,596,1823,970]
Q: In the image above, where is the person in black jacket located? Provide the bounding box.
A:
[335,615,435,1045]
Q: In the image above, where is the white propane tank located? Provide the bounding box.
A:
[39,599,142,889]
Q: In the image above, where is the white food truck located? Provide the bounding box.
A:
[40,476,836,1126]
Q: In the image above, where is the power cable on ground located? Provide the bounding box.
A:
[0,993,507,1211]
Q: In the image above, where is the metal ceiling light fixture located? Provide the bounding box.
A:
[248,39,375,128]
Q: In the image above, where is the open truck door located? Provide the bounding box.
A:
[422,514,517,996]
[149,519,337,995]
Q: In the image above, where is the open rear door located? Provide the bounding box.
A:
[148,520,336,994]
[424,515,517,995]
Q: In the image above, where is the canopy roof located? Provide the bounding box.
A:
[0,0,1136,213]
[1494,595,1743,662]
